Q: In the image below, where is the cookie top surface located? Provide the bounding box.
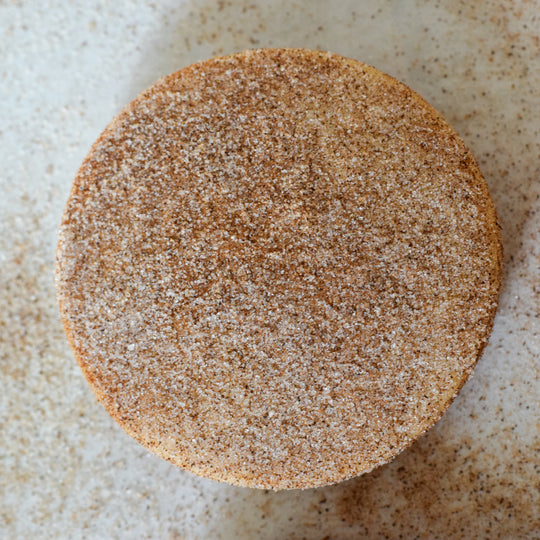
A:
[56,48,502,489]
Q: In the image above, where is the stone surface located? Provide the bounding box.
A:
[1,0,539,538]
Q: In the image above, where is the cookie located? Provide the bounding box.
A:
[56,48,502,489]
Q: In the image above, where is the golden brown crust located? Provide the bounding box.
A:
[55,48,502,489]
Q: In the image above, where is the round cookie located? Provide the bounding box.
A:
[56,48,502,490]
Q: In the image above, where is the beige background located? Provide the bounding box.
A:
[1,0,539,538]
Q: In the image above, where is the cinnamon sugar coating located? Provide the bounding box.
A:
[56,48,502,489]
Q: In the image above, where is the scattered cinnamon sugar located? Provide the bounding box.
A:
[55,48,502,489]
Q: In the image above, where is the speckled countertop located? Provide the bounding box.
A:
[1,1,539,539]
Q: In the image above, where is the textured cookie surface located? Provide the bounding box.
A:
[56,48,502,489]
